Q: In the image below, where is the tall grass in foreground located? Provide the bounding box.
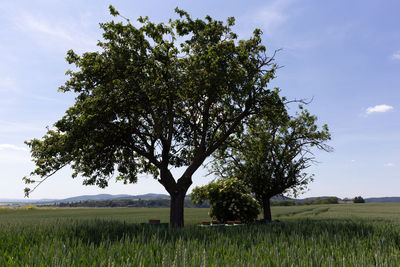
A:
[1,215,400,266]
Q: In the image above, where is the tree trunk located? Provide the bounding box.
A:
[170,189,186,228]
[159,161,196,228]
[262,198,272,222]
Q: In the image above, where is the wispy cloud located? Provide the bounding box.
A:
[392,51,400,60]
[252,0,295,35]
[280,22,357,55]
[0,144,28,152]
[365,104,393,115]
[384,162,394,167]
[15,12,98,53]
[22,14,75,41]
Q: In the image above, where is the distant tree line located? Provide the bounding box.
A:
[353,196,365,203]
[40,198,209,208]
[271,197,339,206]
[342,196,365,203]
[271,196,368,206]
[38,196,344,208]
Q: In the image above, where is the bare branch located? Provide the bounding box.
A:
[24,163,68,197]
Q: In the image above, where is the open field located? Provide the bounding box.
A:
[1,204,400,266]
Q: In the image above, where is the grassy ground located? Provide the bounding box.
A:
[273,203,400,222]
[1,204,400,266]
[0,207,210,225]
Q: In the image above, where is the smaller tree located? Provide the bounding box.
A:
[353,196,365,203]
[212,104,332,221]
[191,178,259,223]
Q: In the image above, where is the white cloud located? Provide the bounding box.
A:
[365,104,393,115]
[252,0,295,35]
[15,12,98,53]
[392,51,400,60]
[0,144,28,152]
[384,163,394,167]
[22,14,75,42]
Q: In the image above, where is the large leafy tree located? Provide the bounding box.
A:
[23,6,281,227]
[212,105,332,221]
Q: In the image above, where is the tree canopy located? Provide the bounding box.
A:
[24,6,281,227]
[211,104,332,221]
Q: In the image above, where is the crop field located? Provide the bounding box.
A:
[1,204,400,266]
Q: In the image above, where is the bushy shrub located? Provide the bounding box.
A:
[191,178,260,223]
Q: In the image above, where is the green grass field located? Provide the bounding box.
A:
[1,204,400,266]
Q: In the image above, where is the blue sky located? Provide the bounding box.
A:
[0,0,399,199]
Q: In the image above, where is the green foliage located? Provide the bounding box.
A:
[108,5,119,17]
[212,103,332,220]
[191,178,260,223]
[354,196,365,203]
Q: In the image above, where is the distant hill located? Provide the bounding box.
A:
[60,194,132,202]
[3,194,400,205]
[55,193,170,203]
[270,195,292,201]
[0,193,170,205]
[364,197,400,203]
